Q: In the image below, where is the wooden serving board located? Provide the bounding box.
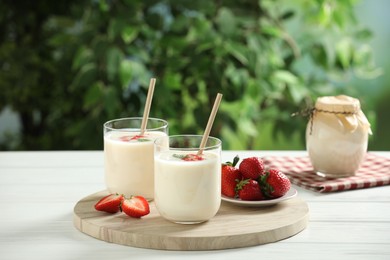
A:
[73,190,309,250]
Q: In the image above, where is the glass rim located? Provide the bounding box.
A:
[154,134,221,151]
[103,117,168,132]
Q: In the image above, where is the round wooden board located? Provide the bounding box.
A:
[73,190,309,251]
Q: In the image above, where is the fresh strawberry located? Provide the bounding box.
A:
[129,135,145,141]
[236,179,264,201]
[260,168,291,199]
[221,155,242,198]
[173,153,204,161]
[94,193,124,213]
[239,157,265,180]
[119,135,150,142]
[120,196,150,218]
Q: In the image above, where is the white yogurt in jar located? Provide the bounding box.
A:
[306,95,372,177]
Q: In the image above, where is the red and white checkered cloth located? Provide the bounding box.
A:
[263,153,390,192]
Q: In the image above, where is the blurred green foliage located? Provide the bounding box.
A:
[0,0,382,150]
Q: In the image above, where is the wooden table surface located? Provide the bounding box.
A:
[1,150,389,260]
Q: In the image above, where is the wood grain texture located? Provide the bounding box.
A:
[73,190,309,250]
[2,151,390,259]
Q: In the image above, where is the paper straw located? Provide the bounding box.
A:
[140,78,156,135]
[197,93,223,155]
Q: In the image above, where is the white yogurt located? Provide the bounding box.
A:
[306,95,371,177]
[154,151,221,224]
[104,131,167,199]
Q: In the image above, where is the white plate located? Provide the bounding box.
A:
[221,188,298,207]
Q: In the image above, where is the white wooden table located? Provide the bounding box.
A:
[1,151,389,260]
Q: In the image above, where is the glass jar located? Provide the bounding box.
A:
[306,95,372,178]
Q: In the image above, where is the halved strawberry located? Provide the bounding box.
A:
[94,193,124,213]
[120,196,150,218]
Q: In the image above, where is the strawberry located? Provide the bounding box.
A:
[94,193,124,213]
[129,135,145,141]
[120,196,150,218]
[173,153,204,161]
[239,157,265,180]
[221,155,242,198]
[119,135,150,142]
[236,179,264,201]
[260,168,291,199]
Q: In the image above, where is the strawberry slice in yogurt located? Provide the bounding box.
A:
[173,153,204,161]
[119,135,150,142]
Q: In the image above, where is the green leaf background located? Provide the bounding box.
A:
[0,0,388,151]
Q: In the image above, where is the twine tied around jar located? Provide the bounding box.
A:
[291,95,372,136]
[309,108,358,135]
[291,108,358,135]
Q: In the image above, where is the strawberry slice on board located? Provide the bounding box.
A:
[120,196,150,218]
[94,193,124,213]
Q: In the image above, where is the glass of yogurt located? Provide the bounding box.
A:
[154,135,222,224]
[103,117,168,200]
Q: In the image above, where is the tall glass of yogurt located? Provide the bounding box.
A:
[104,117,168,200]
[154,135,222,224]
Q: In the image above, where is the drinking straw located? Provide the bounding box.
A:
[140,78,156,135]
[197,93,223,155]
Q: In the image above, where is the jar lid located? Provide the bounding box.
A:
[315,95,360,113]
[314,95,372,135]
